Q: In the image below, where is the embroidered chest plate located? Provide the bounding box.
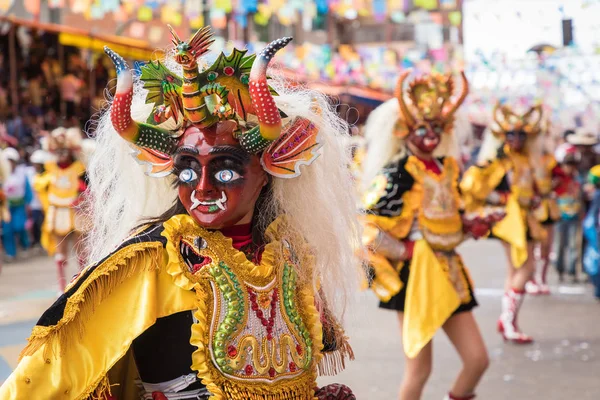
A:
[406,157,464,250]
[164,216,320,399]
[509,155,535,207]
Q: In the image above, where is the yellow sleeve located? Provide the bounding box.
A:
[460,160,507,213]
[0,242,196,400]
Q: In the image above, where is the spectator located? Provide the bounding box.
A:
[26,150,48,250]
[60,67,84,120]
[553,144,584,282]
[583,165,600,300]
[1,148,32,261]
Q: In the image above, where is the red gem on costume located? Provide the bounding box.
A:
[224,66,235,76]
[296,344,303,355]
[244,365,254,375]
[166,76,174,82]
[268,367,276,377]
[152,392,169,400]
[227,345,238,357]
[289,362,297,372]
[267,333,273,341]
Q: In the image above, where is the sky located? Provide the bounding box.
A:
[463,0,600,61]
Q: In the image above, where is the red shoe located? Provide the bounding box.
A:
[497,319,533,344]
[538,283,550,295]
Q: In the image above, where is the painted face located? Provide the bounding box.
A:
[174,121,268,230]
[56,149,73,164]
[407,121,443,154]
[505,130,527,152]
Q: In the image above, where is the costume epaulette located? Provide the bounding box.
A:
[363,156,415,218]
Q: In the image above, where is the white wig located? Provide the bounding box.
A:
[477,125,543,166]
[360,98,459,190]
[84,52,362,318]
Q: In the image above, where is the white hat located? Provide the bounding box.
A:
[30,149,49,164]
[567,129,598,146]
[3,147,20,162]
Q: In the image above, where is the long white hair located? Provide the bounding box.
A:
[360,98,459,190]
[84,51,361,318]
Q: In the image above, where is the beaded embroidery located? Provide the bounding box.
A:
[163,215,322,400]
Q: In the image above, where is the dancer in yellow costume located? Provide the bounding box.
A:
[463,102,545,344]
[0,26,359,400]
[361,71,503,400]
[37,127,88,292]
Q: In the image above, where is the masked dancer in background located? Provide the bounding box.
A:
[36,127,90,293]
[463,103,545,344]
[361,71,503,400]
[0,26,359,400]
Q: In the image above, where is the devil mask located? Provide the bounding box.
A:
[394,71,468,155]
[105,25,322,228]
[491,103,543,154]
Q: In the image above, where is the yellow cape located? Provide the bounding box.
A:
[0,240,197,400]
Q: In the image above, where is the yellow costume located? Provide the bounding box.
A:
[0,215,351,400]
[363,156,475,358]
[534,154,560,224]
[41,160,86,238]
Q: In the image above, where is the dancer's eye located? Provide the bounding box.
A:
[214,169,241,183]
[415,126,427,137]
[179,168,197,183]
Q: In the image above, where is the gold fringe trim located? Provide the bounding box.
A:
[317,336,355,376]
[86,375,114,400]
[221,381,315,400]
[20,242,163,361]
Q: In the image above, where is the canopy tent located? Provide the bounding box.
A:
[0,15,161,60]
[0,15,162,114]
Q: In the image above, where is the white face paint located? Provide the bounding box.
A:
[189,190,228,212]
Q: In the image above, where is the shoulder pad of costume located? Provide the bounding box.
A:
[363,157,414,217]
[35,223,166,328]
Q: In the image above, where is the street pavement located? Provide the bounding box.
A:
[1,240,599,399]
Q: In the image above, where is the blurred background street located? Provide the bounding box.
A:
[2,240,599,398]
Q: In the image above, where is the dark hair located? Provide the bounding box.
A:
[563,129,575,140]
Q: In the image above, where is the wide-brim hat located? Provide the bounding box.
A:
[567,129,599,146]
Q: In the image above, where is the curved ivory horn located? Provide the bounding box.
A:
[249,37,293,141]
[104,47,177,155]
[523,104,543,129]
[443,71,469,119]
[395,70,416,128]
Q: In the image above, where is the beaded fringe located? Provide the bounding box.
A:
[317,336,355,376]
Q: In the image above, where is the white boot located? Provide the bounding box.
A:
[498,289,533,344]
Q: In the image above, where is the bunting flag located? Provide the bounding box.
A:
[0,0,14,12]
[137,6,153,21]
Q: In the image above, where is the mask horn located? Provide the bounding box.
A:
[248,37,293,141]
[443,71,469,120]
[104,46,177,156]
[395,71,416,129]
